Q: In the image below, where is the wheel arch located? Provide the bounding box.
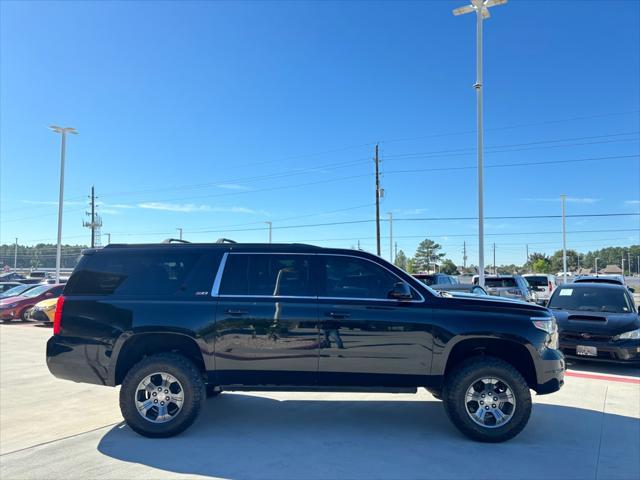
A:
[440,336,538,390]
[110,332,207,386]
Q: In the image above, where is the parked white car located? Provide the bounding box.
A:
[523,274,557,304]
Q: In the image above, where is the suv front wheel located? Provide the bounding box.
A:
[443,356,532,442]
[120,353,205,438]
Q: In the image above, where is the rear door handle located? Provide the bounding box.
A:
[325,312,351,319]
[224,309,249,316]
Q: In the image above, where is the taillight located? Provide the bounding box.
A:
[53,295,65,335]
[548,281,553,291]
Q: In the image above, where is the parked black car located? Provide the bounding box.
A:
[547,282,639,364]
[47,243,564,442]
[413,273,459,287]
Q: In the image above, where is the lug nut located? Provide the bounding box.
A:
[160,401,164,406]
[152,392,156,396]
[480,401,484,405]
[153,399,158,404]
[164,389,168,393]
[158,387,162,391]
[493,397,498,401]
[492,404,496,408]
[166,396,170,401]
[481,394,485,398]
[485,406,490,410]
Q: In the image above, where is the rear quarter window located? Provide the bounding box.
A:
[65,251,202,296]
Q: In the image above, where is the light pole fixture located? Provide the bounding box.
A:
[265,221,272,243]
[49,125,78,283]
[453,0,507,287]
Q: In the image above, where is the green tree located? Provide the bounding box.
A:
[413,239,445,273]
[406,257,416,274]
[440,259,459,275]
[532,258,551,273]
[394,250,408,271]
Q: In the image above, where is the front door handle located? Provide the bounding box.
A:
[224,309,249,316]
[325,312,351,319]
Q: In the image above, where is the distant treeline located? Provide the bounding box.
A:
[0,243,87,269]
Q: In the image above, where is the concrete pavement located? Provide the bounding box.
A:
[1,323,638,480]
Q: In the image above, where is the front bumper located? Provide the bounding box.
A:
[0,309,18,321]
[560,338,640,364]
[28,308,51,323]
[534,347,565,395]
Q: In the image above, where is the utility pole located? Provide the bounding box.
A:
[14,238,18,271]
[577,254,581,271]
[374,143,381,256]
[561,194,567,283]
[357,239,361,250]
[626,251,631,277]
[388,212,393,263]
[106,233,111,245]
[595,257,599,276]
[83,186,102,248]
[453,0,506,286]
[525,244,529,270]
[265,221,272,243]
[493,242,496,275]
[463,241,468,270]
[49,125,77,283]
[177,228,183,241]
[622,257,625,277]
[395,242,398,261]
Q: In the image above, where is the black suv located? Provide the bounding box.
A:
[47,243,564,442]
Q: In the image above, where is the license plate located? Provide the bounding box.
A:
[576,345,597,357]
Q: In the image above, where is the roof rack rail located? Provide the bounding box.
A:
[215,238,237,244]
[161,238,191,244]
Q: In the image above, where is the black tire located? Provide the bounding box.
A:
[206,384,222,398]
[443,356,532,443]
[20,308,31,322]
[120,353,205,438]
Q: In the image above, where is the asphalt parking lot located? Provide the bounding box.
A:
[1,323,639,480]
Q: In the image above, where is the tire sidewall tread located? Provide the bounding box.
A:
[443,356,532,443]
[120,353,205,438]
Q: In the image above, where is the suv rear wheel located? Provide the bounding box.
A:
[120,353,205,438]
[443,356,532,442]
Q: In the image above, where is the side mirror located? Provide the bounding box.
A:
[628,287,635,294]
[389,282,412,300]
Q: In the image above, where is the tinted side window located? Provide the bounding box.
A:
[219,254,315,297]
[66,252,200,295]
[322,255,406,299]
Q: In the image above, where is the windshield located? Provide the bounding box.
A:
[548,286,633,313]
[0,284,32,298]
[525,276,548,287]
[21,285,50,298]
[484,278,517,288]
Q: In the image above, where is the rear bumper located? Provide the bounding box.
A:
[560,339,640,364]
[534,347,565,395]
[46,336,111,386]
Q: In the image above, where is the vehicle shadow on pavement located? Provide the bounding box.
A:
[97,394,640,480]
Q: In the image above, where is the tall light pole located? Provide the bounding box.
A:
[176,227,183,241]
[49,126,78,283]
[14,238,18,272]
[388,212,393,263]
[106,233,111,245]
[594,257,599,276]
[453,0,507,287]
[265,221,272,243]
[561,194,567,283]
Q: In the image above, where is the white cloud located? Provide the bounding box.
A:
[100,209,123,215]
[137,202,267,215]
[624,200,640,205]
[138,202,212,212]
[217,184,251,191]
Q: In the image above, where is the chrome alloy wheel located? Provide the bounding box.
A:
[465,377,516,428]
[135,372,185,424]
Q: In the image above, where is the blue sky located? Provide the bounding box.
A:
[1,0,639,266]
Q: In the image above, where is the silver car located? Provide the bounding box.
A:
[474,275,537,303]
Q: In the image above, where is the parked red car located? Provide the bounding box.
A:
[0,284,64,322]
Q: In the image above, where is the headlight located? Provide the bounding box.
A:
[531,317,556,334]
[42,305,56,311]
[614,328,640,341]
